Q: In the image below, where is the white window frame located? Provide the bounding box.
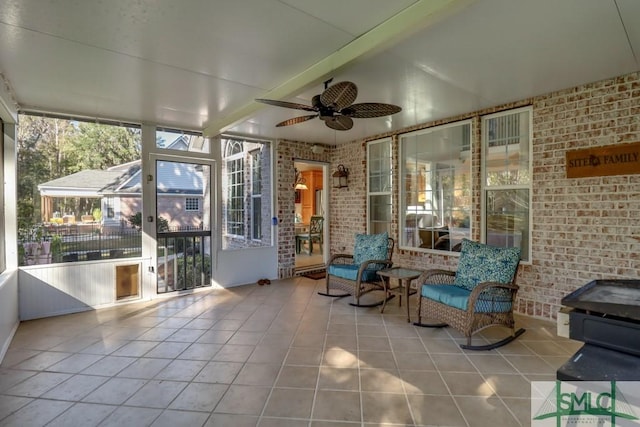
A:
[224,140,245,238]
[481,106,533,263]
[250,148,262,241]
[366,137,393,235]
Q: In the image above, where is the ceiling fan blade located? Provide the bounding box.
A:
[275,114,318,127]
[325,115,353,131]
[341,102,402,118]
[320,81,358,111]
[255,98,316,112]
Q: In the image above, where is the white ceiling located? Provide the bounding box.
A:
[0,0,638,145]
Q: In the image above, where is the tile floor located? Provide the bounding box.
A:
[0,277,581,426]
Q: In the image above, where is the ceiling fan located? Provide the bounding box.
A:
[255,80,402,131]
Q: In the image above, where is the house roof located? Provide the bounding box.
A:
[38,160,203,197]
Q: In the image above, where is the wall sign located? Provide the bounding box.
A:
[566,141,640,178]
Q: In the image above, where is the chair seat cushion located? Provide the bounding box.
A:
[328,264,380,282]
[353,232,388,265]
[421,284,512,313]
[453,239,521,291]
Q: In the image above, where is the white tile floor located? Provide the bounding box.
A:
[0,277,581,426]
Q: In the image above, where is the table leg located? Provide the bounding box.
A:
[380,276,389,313]
[405,279,411,323]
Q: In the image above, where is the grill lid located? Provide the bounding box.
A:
[561,280,640,321]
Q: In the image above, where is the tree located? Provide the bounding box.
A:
[64,122,141,172]
[17,114,142,232]
[17,115,74,230]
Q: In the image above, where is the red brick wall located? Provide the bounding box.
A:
[325,71,640,320]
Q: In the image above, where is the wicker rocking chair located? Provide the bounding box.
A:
[319,233,394,307]
[414,239,525,350]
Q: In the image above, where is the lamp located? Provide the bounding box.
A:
[294,168,308,190]
[332,164,349,188]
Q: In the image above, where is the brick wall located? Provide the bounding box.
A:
[325,71,640,320]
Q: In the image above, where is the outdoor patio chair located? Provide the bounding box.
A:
[414,238,525,350]
[319,232,394,307]
[296,215,323,254]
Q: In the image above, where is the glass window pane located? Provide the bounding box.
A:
[485,189,529,260]
[369,195,392,235]
[484,110,530,186]
[400,122,472,252]
[156,128,210,154]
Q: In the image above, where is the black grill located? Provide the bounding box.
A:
[557,280,640,381]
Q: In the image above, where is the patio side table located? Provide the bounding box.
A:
[377,267,423,322]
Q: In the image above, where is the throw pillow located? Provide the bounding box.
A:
[454,239,521,291]
[353,232,388,266]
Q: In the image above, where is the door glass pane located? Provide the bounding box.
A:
[156,160,211,293]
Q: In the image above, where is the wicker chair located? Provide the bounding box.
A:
[319,233,394,307]
[414,239,525,350]
[296,215,323,254]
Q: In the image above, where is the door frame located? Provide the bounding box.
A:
[293,160,329,271]
[148,153,216,293]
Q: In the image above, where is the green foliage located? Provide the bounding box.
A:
[157,216,169,232]
[176,255,212,289]
[127,212,169,232]
[92,208,102,222]
[50,235,63,263]
[17,114,141,231]
[127,212,142,230]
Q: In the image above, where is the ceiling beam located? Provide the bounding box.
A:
[203,0,475,137]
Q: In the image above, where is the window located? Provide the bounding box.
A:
[221,136,272,249]
[156,128,209,153]
[482,107,532,261]
[400,121,472,252]
[367,138,392,235]
[250,149,262,240]
[185,197,199,211]
[17,113,142,264]
[224,140,244,237]
[104,197,115,218]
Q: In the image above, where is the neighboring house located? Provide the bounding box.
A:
[38,159,205,233]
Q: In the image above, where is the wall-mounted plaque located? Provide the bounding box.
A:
[566,141,640,178]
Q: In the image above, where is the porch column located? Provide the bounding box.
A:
[41,195,53,222]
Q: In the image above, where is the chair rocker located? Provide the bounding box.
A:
[319,233,394,307]
[414,239,525,350]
